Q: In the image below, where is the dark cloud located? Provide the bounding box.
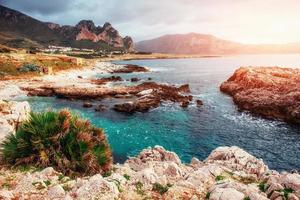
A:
[1,0,300,43]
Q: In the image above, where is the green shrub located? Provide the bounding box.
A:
[215,175,225,181]
[18,64,41,73]
[258,181,269,192]
[152,182,172,195]
[135,181,145,196]
[281,188,294,200]
[123,174,130,181]
[205,192,210,199]
[1,109,112,176]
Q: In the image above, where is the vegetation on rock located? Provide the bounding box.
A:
[0,109,112,176]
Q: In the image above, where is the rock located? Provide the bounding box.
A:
[113,102,136,113]
[0,190,14,200]
[209,187,245,200]
[0,85,26,100]
[91,76,123,85]
[266,172,300,199]
[111,64,149,73]
[0,146,294,199]
[148,77,152,80]
[135,167,159,185]
[130,77,140,82]
[114,94,133,99]
[47,185,65,199]
[196,99,203,107]
[0,100,30,141]
[178,84,191,93]
[126,146,181,171]
[205,146,268,179]
[77,76,83,79]
[220,66,300,123]
[82,101,93,108]
[72,174,119,200]
[94,104,107,112]
[23,81,196,112]
[181,101,189,107]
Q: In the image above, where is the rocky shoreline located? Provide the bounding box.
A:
[221,66,300,124]
[0,61,199,114]
[0,145,299,200]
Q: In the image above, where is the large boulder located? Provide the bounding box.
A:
[205,146,268,179]
[0,100,30,141]
[71,174,119,200]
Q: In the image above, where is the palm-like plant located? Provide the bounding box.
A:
[1,109,112,176]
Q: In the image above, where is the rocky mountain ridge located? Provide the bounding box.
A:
[0,5,134,51]
[135,33,300,55]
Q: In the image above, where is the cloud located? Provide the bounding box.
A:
[0,0,74,15]
[1,0,300,43]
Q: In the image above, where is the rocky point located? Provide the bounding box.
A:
[220,66,300,123]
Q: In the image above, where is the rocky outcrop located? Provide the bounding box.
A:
[220,67,300,123]
[22,81,193,112]
[91,76,123,85]
[0,146,298,199]
[113,82,192,113]
[0,100,30,141]
[49,20,134,51]
[111,64,149,73]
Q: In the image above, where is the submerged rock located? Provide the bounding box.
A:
[82,101,93,108]
[91,76,123,85]
[94,104,107,112]
[130,77,140,82]
[220,66,300,123]
[196,99,203,107]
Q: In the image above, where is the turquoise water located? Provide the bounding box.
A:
[26,54,300,171]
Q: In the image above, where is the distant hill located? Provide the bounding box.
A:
[135,33,300,55]
[0,5,134,51]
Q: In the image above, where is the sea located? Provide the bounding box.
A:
[24,54,300,171]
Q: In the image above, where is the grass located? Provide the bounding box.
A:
[281,188,294,200]
[205,192,210,199]
[1,109,112,176]
[152,183,172,195]
[0,53,82,79]
[43,180,51,186]
[258,181,269,192]
[135,181,145,196]
[215,175,225,181]
[123,174,130,181]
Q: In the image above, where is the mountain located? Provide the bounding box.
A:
[0,5,134,51]
[135,33,300,55]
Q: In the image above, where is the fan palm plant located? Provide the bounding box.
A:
[1,109,112,176]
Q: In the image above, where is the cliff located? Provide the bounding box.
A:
[0,145,299,199]
[220,67,300,123]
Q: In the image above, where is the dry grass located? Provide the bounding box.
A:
[0,52,86,80]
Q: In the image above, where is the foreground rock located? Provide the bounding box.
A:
[0,100,30,141]
[220,67,300,123]
[0,146,299,199]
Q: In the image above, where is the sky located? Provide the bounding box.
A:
[1,0,300,44]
